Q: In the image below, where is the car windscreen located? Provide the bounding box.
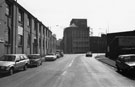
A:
[0,55,15,61]
[28,55,40,59]
[124,56,135,62]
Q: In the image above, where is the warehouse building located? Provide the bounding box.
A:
[63,19,90,53]
[106,31,135,59]
[89,34,107,53]
[0,0,57,57]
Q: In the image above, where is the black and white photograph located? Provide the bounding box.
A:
[0,0,135,87]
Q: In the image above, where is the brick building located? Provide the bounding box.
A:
[0,0,57,57]
[63,19,90,53]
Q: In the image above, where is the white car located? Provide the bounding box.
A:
[45,54,57,61]
[0,54,29,75]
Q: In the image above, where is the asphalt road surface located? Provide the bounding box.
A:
[0,54,135,87]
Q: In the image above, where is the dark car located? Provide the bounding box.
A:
[27,54,43,67]
[56,50,64,58]
[86,51,92,57]
[116,54,135,72]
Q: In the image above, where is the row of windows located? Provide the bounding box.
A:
[73,47,89,52]
[5,2,52,48]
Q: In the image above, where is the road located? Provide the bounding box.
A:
[0,54,135,87]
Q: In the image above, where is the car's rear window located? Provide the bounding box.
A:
[124,56,135,62]
[0,55,15,61]
[28,55,40,59]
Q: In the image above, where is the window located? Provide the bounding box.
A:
[34,21,37,32]
[27,33,31,48]
[20,55,24,60]
[27,16,31,27]
[23,55,28,59]
[18,9,23,23]
[6,3,12,16]
[6,4,9,16]
[8,27,11,44]
[43,39,45,51]
[18,26,23,46]
[39,26,41,35]
[18,35,23,46]
[39,38,41,49]
[16,56,21,61]
[43,29,45,36]
[5,27,11,45]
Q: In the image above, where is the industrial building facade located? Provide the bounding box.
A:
[89,34,107,53]
[63,19,90,53]
[0,0,57,57]
[106,31,135,59]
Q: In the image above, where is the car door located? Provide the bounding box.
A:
[15,55,22,70]
[37,55,41,64]
[116,57,124,69]
[118,57,128,70]
[122,56,131,69]
[20,55,26,68]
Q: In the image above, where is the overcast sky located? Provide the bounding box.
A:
[18,0,135,39]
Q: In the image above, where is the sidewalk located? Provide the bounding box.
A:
[95,55,116,68]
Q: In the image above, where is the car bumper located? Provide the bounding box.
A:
[86,55,92,57]
[29,61,39,66]
[45,58,55,61]
[0,69,9,74]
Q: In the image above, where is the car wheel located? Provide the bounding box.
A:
[23,65,27,70]
[117,67,120,72]
[36,63,40,67]
[9,68,14,75]
[116,65,121,72]
[40,62,42,65]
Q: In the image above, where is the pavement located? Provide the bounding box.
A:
[95,55,116,68]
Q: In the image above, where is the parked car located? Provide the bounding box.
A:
[0,54,29,75]
[56,50,64,57]
[27,54,43,67]
[116,54,135,72]
[55,52,61,58]
[45,53,57,61]
[59,51,64,57]
[86,51,92,57]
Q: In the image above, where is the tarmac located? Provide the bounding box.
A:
[95,55,116,68]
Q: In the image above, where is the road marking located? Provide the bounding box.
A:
[62,71,67,76]
[68,58,74,67]
[63,57,75,70]
[61,57,75,76]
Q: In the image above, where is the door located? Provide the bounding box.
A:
[15,56,22,69]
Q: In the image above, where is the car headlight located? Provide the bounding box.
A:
[1,66,10,70]
[2,65,12,70]
[130,66,134,69]
[1,66,6,69]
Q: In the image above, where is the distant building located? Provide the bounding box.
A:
[63,19,90,53]
[56,39,62,51]
[89,34,107,53]
[70,19,87,28]
[50,34,57,53]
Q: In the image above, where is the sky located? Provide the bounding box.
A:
[17,0,135,39]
